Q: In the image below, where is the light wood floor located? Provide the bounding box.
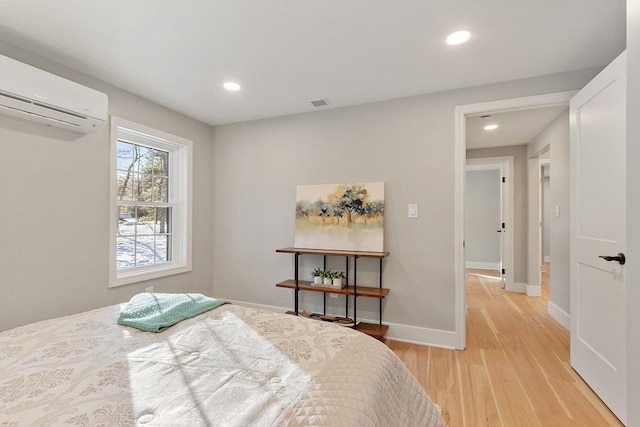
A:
[388,266,623,427]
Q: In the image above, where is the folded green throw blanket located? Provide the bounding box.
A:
[118,293,229,332]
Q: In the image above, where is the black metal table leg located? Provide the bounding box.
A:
[353,255,358,329]
[379,258,383,325]
[294,252,300,315]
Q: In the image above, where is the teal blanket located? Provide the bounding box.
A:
[118,293,229,332]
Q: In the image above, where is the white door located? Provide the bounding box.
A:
[570,51,627,424]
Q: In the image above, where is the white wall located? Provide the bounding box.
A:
[465,169,501,268]
[466,145,528,284]
[0,41,215,331]
[211,70,598,339]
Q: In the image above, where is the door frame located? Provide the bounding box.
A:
[527,156,551,297]
[539,158,551,271]
[454,90,576,349]
[465,156,515,291]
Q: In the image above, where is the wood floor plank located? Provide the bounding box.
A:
[457,319,483,366]
[499,333,571,420]
[550,378,624,426]
[427,347,463,427]
[458,360,501,426]
[481,348,541,427]
[467,307,501,351]
[388,340,431,391]
[387,266,623,427]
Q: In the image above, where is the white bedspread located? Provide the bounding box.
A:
[0,304,446,426]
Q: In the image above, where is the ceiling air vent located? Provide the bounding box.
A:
[310,98,331,107]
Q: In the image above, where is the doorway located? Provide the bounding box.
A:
[465,156,514,291]
[454,90,576,350]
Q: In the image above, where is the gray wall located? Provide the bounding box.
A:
[0,41,215,331]
[466,145,528,284]
[465,169,501,266]
[212,70,598,333]
[0,39,600,339]
[528,110,570,314]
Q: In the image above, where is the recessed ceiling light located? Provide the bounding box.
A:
[484,124,499,131]
[223,82,241,91]
[446,30,471,46]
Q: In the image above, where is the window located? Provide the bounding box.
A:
[109,117,192,287]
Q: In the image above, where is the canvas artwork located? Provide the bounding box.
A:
[294,182,385,252]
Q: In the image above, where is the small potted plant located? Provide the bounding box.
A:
[311,268,323,285]
[332,271,346,288]
[322,269,333,286]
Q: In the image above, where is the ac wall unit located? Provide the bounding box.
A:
[0,54,108,133]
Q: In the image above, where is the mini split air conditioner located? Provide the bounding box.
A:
[0,54,108,133]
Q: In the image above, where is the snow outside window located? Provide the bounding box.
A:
[109,117,192,287]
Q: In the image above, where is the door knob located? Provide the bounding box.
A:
[599,253,626,265]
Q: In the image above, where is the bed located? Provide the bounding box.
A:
[0,301,446,426]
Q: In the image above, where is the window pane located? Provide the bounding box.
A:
[134,173,152,202]
[117,206,136,236]
[135,211,153,232]
[153,177,168,202]
[117,141,135,172]
[117,171,133,201]
[135,145,153,174]
[155,235,171,262]
[117,237,135,269]
[135,238,154,266]
[154,149,169,177]
[150,207,171,233]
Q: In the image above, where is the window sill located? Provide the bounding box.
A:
[109,263,192,288]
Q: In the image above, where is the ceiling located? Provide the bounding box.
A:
[466,105,568,150]
[0,1,625,126]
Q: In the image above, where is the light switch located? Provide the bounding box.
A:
[408,204,418,219]
[555,205,560,218]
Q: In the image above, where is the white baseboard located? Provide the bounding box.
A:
[466,261,500,270]
[226,299,292,313]
[227,298,457,349]
[385,322,457,349]
[526,284,542,296]
[506,282,527,293]
[547,301,570,330]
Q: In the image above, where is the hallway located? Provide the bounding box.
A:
[388,268,622,426]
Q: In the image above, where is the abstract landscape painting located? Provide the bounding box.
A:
[294,182,384,252]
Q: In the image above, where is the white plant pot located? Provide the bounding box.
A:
[332,278,343,288]
[313,276,322,285]
[323,277,332,285]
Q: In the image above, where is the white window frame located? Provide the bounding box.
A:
[109,117,192,287]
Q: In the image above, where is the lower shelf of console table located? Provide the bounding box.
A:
[276,279,390,340]
[355,322,389,341]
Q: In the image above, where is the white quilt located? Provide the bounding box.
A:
[0,303,446,426]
